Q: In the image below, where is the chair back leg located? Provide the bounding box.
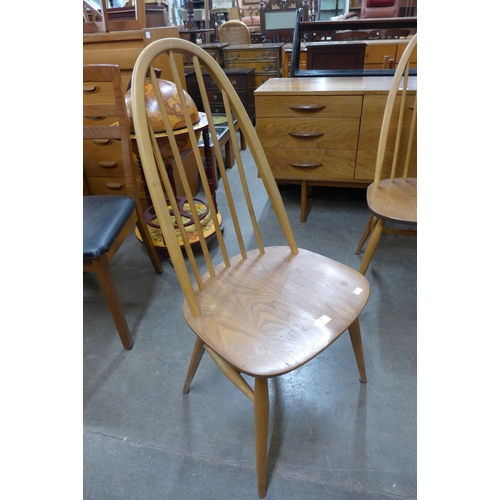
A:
[92,254,134,350]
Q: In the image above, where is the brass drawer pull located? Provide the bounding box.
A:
[289,162,323,168]
[288,131,324,138]
[105,182,123,190]
[260,52,273,59]
[93,139,112,145]
[261,65,274,72]
[99,161,117,168]
[83,84,99,94]
[288,104,326,112]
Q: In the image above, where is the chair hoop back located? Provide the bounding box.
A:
[374,34,417,187]
[130,38,298,317]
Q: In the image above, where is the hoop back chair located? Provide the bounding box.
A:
[130,38,370,498]
[355,34,417,275]
[218,19,251,44]
[83,64,163,349]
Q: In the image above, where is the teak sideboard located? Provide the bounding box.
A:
[255,76,417,222]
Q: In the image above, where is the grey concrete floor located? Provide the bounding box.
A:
[83,146,417,499]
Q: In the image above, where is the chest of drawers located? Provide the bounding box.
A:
[255,76,417,222]
[186,68,256,120]
[223,43,283,88]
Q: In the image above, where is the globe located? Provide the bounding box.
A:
[125,78,207,162]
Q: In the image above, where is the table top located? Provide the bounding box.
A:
[254,76,417,95]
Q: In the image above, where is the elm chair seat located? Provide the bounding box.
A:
[83,196,136,260]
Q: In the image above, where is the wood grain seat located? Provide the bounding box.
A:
[366,178,417,224]
[184,247,369,378]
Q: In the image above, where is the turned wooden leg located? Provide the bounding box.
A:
[347,317,366,383]
[355,214,375,255]
[254,377,269,498]
[183,337,205,394]
[93,255,133,350]
[300,180,309,223]
[358,218,385,275]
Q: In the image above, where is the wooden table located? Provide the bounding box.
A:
[255,76,417,222]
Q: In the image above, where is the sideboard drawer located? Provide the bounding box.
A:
[257,117,360,150]
[267,149,356,181]
[255,95,362,118]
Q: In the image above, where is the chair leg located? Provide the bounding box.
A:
[254,377,269,498]
[183,337,205,394]
[358,218,385,275]
[135,210,163,275]
[347,317,366,383]
[355,214,375,255]
[93,254,133,350]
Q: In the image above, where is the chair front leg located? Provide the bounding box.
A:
[358,218,385,275]
[254,377,269,498]
[183,337,205,394]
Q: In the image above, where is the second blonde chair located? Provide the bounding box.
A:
[355,35,417,275]
[130,38,370,498]
[218,19,251,44]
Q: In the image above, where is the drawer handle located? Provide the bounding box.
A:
[229,53,240,60]
[83,84,99,94]
[288,131,324,138]
[87,116,105,121]
[261,65,273,72]
[99,161,117,168]
[260,52,272,59]
[231,80,237,86]
[288,104,326,112]
[105,182,123,190]
[289,162,323,168]
[213,95,218,101]
[93,139,112,145]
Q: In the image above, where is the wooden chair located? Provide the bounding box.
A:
[360,0,399,19]
[355,34,417,275]
[130,37,370,498]
[218,19,251,44]
[83,64,163,349]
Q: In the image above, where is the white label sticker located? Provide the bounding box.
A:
[314,315,331,327]
[145,31,151,38]
[353,287,363,295]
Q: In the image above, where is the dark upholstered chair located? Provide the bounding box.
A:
[83,64,163,349]
[361,0,399,19]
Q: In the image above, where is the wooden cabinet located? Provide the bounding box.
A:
[255,76,417,221]
[223,43,283,88]
[83,27,198,208]
[186,67,256,119]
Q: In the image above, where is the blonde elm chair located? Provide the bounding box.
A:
[130,38,370,497]
[355,34,417,275]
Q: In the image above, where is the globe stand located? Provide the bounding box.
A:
[133,118,222,257]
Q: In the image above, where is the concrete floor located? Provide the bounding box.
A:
[83,147,417,499]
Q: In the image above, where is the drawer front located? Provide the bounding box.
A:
[254,74,274,88]
[83,139,125,177]
[225,60,278,74]
[257,117,360,150]
[266,149,356,181]
[204,73,249,89]
[256,95,362,118]
[85,176,148,199]
[225,49,278,62]
[207,89,248,105]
